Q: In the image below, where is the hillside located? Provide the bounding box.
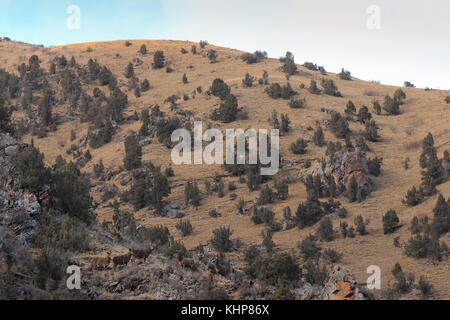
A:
[0,38,449,300]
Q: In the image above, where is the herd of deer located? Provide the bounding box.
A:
[90,248,152,270]
[90,247,195,271]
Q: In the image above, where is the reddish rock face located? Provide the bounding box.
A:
[344,151,369,176]
[300,149,374,198]
[344,171,372,193]
[324,266,365,300]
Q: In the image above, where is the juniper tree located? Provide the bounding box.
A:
[304,259,328,286]
[364,120,380,142]
[176,220,193,237]
[139,44,147,55]
[317,217,335,242]
[258,185,275,205]
[211,226,233,253]
[184,181,201,207]
[262,231,275,253]
[275,179,289,200]
[367,157,383,176]
[420,133,445,196]
[308,80,321,94]
[338,68,351,80]
[127,172,149,210]
[323,249,343,264]
[281,83,296,99]
[444,150,450,163]
[141,79,150,92]
[153,51,165,69]
[324,174,337,198]
[265,83,282,99]
[211,94,238,123]
[326,141,342,156]
[345,136,354,150]
[148,168,171,213]
[182,73,188,84]
[93,159,104,179]
[52,162,93,224]
[242,73,255,88]
[11,146,51,192]
[321,79,341,97]
[280,114,291,134]
[303,62,319,71]
[156,117,182,148]
[251,207,275,225]
[355,136,370,152]
[299,235,322,260]
[123,134,142,170]
[383,95,400,115]
[0,98,13,134]
[417,276,434,298]
[394,89,406,104]
[134,87,141,98]
[139,109,150,136]
[372,100,381,115]
[125,63,134,79]
[210,78,230,100]
[295,197,324,229]
[207,50,218,63]
[291,138,308,155]
[383,209,400,234]
[357,106,372,124]
[246,168,259,192]
[20,82,31,108]
[49,62,56,75]
[445,96,450,104]
[402,186,424,206]
[282,59,297,76]
[345,100,356,115]
[346,176,359,203]
[354,215,369,235]
[313,126,326,147]
[38,89,53,126]
[69,56,76,67]
[87,120,114,149]
[433,194,449,235]
[57,55,68,68]
[262,70,269,85]
[329,112,350,139]
[289,97,306,109]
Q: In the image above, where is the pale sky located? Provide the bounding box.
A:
[1,0,449,89]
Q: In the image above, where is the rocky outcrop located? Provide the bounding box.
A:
[299,149,374,197]
[0,133,42,248]
[162,203,185,219]
[322,266,367,300]
[293,266,369,300]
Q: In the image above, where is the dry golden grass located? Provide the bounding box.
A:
[2,39,449,298]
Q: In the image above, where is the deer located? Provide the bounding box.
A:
[181,258,195,269]
[131,247,152,261]
[90,252,111,271]
[112,250,132,268]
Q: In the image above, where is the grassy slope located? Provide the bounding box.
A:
[1,39,449,298]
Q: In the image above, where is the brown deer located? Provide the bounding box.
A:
[112,250,132,268]
[90,252,111,271]
[131,247,152,261]
[181,258,195,269]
